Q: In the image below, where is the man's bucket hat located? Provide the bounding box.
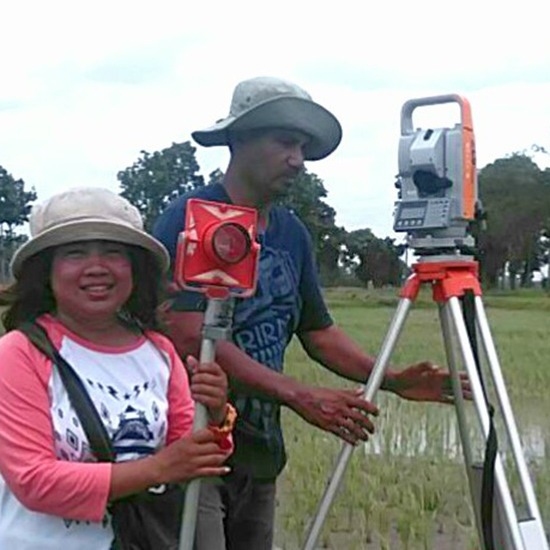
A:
[191,76,342,161]
[10,187,170,278]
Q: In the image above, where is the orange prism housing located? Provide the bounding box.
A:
[174,199,260,297]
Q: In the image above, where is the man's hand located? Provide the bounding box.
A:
[389,361,472,403]
[290,386,379,445]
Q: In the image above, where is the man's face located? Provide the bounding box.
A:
[236,128,310,200]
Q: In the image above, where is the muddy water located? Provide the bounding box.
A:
[365,397,549,463]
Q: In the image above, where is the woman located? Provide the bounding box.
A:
[0,187,234,549]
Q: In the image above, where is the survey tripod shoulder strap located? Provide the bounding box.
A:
[462,291,498,550]
[19,322,115,463]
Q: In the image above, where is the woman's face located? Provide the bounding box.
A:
[51,240,133,323]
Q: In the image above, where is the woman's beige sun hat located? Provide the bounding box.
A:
[10,187,170,278]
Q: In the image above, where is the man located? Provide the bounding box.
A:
[153,76,469,550]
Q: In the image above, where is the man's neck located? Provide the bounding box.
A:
[222,166,272,229]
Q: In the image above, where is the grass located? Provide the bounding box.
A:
[274,288,550,549]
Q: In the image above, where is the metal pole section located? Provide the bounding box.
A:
[439,304,493,546]
[302,298,414,550]
[438,304,475,466]
[179,298,229,550]
[474,297,548,545]
[446,298,525,549]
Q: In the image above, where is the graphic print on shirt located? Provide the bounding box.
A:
[112,405,156,459]
[233,243,300,371]
[84,377,157,401]
[47,337,171,531]
[52,381,165,465]
[231,242,301,431]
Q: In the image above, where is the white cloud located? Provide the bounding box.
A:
[0,0,549,239]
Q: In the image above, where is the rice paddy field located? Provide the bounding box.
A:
[274,287,550,550]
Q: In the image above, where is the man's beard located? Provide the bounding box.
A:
[273,172,302,204]
[274,169,303,197]
[272,178,293,199]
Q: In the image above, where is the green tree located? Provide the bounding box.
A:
[208,168,224,186]
[0,166,37,281]
[477,154,550,288]
[278,170,346,284]
[117,141,204,232]
[541,229,550,291]
[345,229,405,287]
[344,228,375,285]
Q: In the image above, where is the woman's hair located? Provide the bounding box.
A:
[0,244,165,332]
[123,246,165,330]
[0,250,56,332]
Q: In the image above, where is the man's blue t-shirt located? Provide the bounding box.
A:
[153,183,333,479]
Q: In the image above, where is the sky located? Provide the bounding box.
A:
[1,0,549,240]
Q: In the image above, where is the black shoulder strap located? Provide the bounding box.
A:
[20,322,115,463]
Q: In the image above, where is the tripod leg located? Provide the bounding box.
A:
[438,304,486,538]
[474,297,549,548]
[445,297,533,550]
[442,300,515,549]
[302,297,414,550]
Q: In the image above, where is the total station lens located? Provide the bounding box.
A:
[212,223,251,264]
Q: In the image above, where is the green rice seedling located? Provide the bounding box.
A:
[275,290,550,549]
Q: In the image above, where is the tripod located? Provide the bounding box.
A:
[303,255,548,550]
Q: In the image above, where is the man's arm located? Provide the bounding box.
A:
[161,309,378,445]
[299,324,470,404]
[162,310,308,404]
[298,324,401,392]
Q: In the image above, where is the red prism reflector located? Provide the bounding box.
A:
[174,199,260,297]
[208,223,251,265]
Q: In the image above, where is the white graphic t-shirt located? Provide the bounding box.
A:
[0,315,195,550]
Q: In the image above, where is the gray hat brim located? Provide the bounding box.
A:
[10,219,170,278]
[191,96,342,161]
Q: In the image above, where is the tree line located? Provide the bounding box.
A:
[1,142,549,288]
